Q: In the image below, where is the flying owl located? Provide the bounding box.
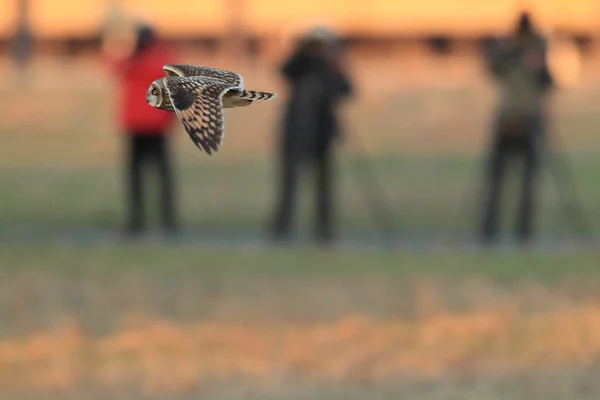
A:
[146,64,277,155]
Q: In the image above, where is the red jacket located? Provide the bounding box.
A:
[111,42,177,135]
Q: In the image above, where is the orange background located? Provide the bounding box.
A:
[0,0,598,38]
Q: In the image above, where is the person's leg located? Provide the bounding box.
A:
[272,139,300,241]
[314,140,334,244]
[515,123,541,244]
[125,135,146,234]
[480,136,509,244]
[151,134,177,233]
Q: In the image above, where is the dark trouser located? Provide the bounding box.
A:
[272,135,334,242]
[125,134,176,233]
[480,115,542,243]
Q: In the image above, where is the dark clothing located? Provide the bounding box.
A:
[272,46,352,242]
[125,134,176,233]
[273,129,335,242]
[480,114,543,242]
[479,30,553,243]
[280,49,352,155]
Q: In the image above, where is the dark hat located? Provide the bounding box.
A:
[516,11,534,33]
[134,22,156,52]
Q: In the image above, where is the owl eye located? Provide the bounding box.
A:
[151,89,158,95]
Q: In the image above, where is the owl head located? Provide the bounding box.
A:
[146,79,172,111]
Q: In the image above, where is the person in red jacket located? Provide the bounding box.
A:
[109,23,178,236]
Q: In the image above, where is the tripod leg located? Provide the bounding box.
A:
[296,76,398,246]
[543,130,593,238]
[345,137,399,245]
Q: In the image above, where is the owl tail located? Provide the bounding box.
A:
[238,90,277,101]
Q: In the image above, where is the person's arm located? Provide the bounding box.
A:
[538,63,554,90]
[332,69,352,100]
[483,39,517,78]
[335,60,352,99]
[537,39,555,91]
[325,49,353,99]
[281,46,312,81]
[520,37,554,91]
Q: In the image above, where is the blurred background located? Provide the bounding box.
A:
[1,0,600,398]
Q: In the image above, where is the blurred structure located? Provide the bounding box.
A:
[101,0,136,61]
[271,26,353,245]
[222,0,248,62]
[10,0,33,84]
[478,11,554,245]
[1,1,597,61]
[106,22,179,237]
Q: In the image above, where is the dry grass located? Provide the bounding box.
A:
[3,302,600,396]
[1,244,600,398]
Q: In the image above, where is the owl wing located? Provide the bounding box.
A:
[163,76,240,155]
[163,64,244,88]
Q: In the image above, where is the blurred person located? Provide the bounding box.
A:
[11,0,33,85]
[107,23,179,237]
[479,12,554,245]
[271,27,353,245]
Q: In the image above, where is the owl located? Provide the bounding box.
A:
[146,64,277,155]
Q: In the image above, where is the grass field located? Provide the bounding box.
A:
[1,245,600,398]
[0,51,600,398]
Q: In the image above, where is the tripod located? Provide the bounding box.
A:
[450,117,593,244]
[542,125,593,238]
[339,113,399,246]
[295,72,398,247]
